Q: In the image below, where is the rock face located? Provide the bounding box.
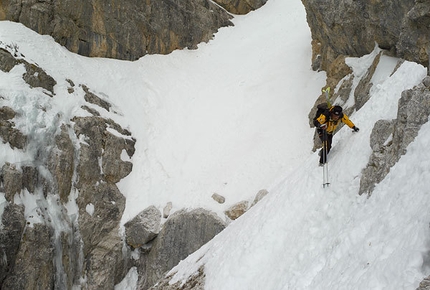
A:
[0,46,136,289]
[0,204,25,286]
[398,1,430,68]
[0,0,234,60]
[214,0,268,15]
[301,0,430,71]
[308,49,401,151]
[359,76,430,195]
[150,266,206,290]
[2,223,55,289]
[417,276,430,290]
[225,200,249,220]
[138,208,226,290]
[124,206,162,249]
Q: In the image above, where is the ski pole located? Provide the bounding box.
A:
[322,129,330,188]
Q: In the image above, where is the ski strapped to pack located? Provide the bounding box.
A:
[321,87,331,188]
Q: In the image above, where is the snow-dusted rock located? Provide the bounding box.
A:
[0,204,25,285]
[211,192,225,204]
[2,163,22,202]
[125,206,161,249]
[359,78,430,195]
[163,202,173,218]
[301,0,429,70]
[0,0,234,60]
[138,209,226,289]
[0,45,136,289]
[224,200,249,220]
[251,189,268,207]
[2,223,55,289]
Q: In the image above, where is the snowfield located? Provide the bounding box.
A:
[1,0,430,289]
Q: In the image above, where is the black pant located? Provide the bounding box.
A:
[317,129,333,164]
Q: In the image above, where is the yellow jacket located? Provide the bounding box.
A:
[315,113,355,134]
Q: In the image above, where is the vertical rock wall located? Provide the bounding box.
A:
[0,46,136,289]
[0,0,234,60]
[301,0,430,71]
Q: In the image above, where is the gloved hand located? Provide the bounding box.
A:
[352,126,359,132]
[319,123,327,130]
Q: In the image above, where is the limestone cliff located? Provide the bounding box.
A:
[301,0,430,72]
[0,43,227,289]
[0,0,266,60]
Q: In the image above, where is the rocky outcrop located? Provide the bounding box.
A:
[398,1,430,68]
[214,0,268,15]
[137,208,226,290]
[359,76,430,195]
[163,202,173,218]
[2,223,55,290]
[0,46,136,289]
[0,46,231,289]
[125,206,162,249]
[0,0,234,60]
[308,49,404,151]
[150,266,205,290]
[0,47,57,95]
[225,200,249,220]
[301,0,429,71]
[224,189,269,220]
[250,189,269,207]
[211,192,226,204]
[417,276,430,290]
[0,204,25,286]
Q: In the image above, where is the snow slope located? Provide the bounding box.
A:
[0,0,324,223]
[1,0,430,289]
[168,57,430,290]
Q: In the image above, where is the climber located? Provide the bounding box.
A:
[313,105,359,165]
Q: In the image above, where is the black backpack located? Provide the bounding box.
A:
[314,103,330,124]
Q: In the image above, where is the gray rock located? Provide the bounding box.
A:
[397,1,430,68]
[251,189,268,207]
[354,51,382,110]
[224,200,249,220]
[0,106,16,120]
[0,47,56,95]
[77,182,126,256]
[139,208,226,289]
[83,226,132,290]
[359,79,430,195]
[0,0,234,60]
[21,165,39,194]
[0,50,137,289]
[423,76,430,88]
[125,206,162,249]
[73,115,135,186]
[150,265,205,290]
[163,202,173,219]
[0,47,20,72]
[369,120,395,152]
[214,0,267,15]
[82,85,112,112]
[2,223,55,290]
[2,163,22,202]
[301,0,419,71]
[0,203,25,285]
[102,132,133,184]
[417,276,430,290]
[0,106,27,150]
[48,124,74,203]
[73,116,106,185]
[211,192,225,204]
[22,62,57,95]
